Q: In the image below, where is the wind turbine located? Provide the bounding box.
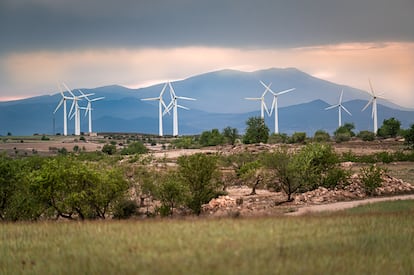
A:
[53,83,74,136]
[78,89,104,134]
[245,83,271,119]
[163,82,196,136]
[325,89,352,127]
[362,79,383,134]
[63,83,93,135]
[260,81,295,134]
[141,83,169,136]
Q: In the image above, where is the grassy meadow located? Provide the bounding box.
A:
[1,200,414,275]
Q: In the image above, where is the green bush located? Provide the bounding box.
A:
[360,165,385,196]
[112,199,137,219]
[102,144,117,155]
[120,141,148,155]
[156,173,188,216]
[289,132,307,144]
[177,153,220,215]
[335,132,351,143]
[268,133,288,144]
[313,130,331,142]
[199,129,225,147]
[404,124,414,149]
[377,117,401,138]
[358,130,375,141]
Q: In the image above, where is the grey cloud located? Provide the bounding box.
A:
[1,0,413,53]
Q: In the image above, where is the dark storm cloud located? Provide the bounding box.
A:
[1,0,413,53]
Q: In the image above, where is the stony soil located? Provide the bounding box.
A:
[201,172,414,218]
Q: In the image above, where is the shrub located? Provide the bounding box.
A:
[102,144,117,155]
[377,117,401,138]
[156,173,188,216]
[199,129,225,147]
[335,132,351,143]
[268,133,288,144]
[358,130,375,141]
[360,165,385,196]
[112,199,137,219]
[41,135,50,141]
[289,132,307,144]
[120,141,148,155]
[313,130,331,142]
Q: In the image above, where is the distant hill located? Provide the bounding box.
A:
[1,68,413,136]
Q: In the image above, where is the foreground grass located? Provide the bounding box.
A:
[1,201,414,275]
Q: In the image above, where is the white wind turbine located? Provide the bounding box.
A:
[64,83,93,135]
[260,81,295,134]
[163,82,196,136]
[245,82,271,119]
[362,79,383,134]
[141,83,169,136]
[78,89,104,134]
[53,83,74,136]
[325,89,352,127]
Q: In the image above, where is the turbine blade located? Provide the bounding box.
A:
[161,99,170,115]
[160,83,168,97]
[263,101,271,116]
[62,82,75,97]
[54,99,64,113]
[141,97,159,101]
[325,104,339,110]
[276,88,295,96]
[339,89,344,104]
[177,104,189,110]
[90,97,104,102]
[341,105,352,116]
[69,100,76,116]
[368,79,375,96]
[168,82,176,98]
[361,99,373,112]
[177,96,196,101]
[245,97,261,101]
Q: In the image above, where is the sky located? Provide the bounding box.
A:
[1,0,413,107]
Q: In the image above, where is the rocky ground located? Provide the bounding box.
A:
[201,172,414,218]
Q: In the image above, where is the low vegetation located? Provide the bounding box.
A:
[1,200,414,274]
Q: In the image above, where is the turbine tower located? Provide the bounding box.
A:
[141,83,169,136]
[362,79,383,134]
[325,89,352,127]
[53,83,74,136]
[164,82,196,136]
[79,89,104,134]
[245,83,270,119]
[260,81,295,134]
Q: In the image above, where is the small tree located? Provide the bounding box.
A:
[222,126,238,145]
[403,124,414,149]
[378,117,401,138]
[120,141,148,155]
[177,153,221,215]
[156,172,188,216]
[289,132,307,144]
[334,123,355,142]
[199,129,224,147]
[237,160,263,195]
[243,117,270,144]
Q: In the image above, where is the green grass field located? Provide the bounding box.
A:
[1,200,414,275]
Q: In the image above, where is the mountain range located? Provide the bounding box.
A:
[1,68,413,136]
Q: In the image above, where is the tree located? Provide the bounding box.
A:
[156,172,188,216]
[199,129,224,147]
[378,117,401,138]
[358,130,375,141]
[403,124,414,149]
[261,148,299,201]
[243,117,270,144]
[222,126,238,145]
[237,160,263,195]
[177,153,220,215]
[334,122,355,142]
